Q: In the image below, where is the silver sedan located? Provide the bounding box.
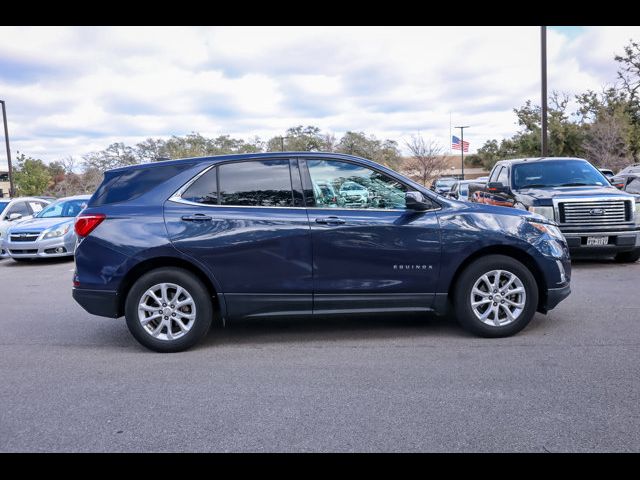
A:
[3,195,90,261]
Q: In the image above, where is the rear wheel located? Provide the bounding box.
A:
[614,249,640,263]
[125,267,213,352]
[454,255,539,337]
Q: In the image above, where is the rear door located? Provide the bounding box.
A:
[164,158,313,320]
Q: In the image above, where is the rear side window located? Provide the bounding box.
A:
[90,164,192,206]
[220,160,293,207]
[182,167,218,204]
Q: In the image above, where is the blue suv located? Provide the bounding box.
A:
[73,152,571,352]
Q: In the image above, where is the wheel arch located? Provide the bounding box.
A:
[447,245,548,312]
[117,256,225,323]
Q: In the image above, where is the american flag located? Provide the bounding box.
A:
[452,135,469,152]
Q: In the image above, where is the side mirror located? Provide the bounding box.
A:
[405,191,431,211]
[450,192,459,199]
[8,213,22,221]
[487,182,509,193]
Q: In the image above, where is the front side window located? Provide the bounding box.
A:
[497,167,509,185]
[307,159,407,210]
[7,201,30,218]
[489,166,502,183]
[181,160,294,207]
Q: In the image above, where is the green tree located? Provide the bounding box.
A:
[13,154,53,196]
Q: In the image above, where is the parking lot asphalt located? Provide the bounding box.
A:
[0,255,639,452]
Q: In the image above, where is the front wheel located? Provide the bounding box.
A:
[125,267,213,352]
[454,255,539,337]
[614,249,640,263]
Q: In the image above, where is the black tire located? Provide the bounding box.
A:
[614,249,640,263]
[453,255,539,338]
[125,267,213,352]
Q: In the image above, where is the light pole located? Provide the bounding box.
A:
[541,26,548,156]
[455,125,470,180]
[0,100,15,197]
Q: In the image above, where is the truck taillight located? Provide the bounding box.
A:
[75,214,106,237]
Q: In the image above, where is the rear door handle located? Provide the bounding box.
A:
[181,214,213,222]
[315,216,345,225]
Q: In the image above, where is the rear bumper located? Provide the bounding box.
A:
[72,288,121,318]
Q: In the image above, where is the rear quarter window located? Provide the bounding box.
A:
[89,164,193,206]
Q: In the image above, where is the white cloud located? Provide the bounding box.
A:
[1,25,639,166]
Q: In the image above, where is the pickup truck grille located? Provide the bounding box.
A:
[10,232,40,242]
[558,200,632,225]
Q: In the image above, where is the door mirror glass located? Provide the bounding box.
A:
[405,191,431,211]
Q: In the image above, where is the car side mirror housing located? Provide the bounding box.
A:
[405,191,431,211]
[8,213,22,221]
[487,182,509,193]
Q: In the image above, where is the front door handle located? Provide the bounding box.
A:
[181,214,213,222]
[315,216,345,225]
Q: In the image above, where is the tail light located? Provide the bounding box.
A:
[75,213,106,237]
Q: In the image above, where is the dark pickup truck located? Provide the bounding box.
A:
[468,157,640,262]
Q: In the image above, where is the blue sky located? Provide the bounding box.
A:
[1,26,639,167]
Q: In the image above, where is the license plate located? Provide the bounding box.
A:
[586,236,609,246]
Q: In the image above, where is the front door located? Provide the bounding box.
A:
[301,158,442,314]
[164,158,313,320]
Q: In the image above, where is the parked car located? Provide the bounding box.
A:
[312,180,339,207]
[0,197,51,257]
[599,168,615,179]
[430,176,458,195]
[72,152,571,352]
[447,179,477,201]
[468,157,640,262]
[610,163,640,190]
[4,195,89,261]
[620,173,640,194]
[339,181,369,207]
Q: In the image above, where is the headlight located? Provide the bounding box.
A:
[635,201,640,226]
[529,206,555,221]
[528,220,564,240]
[43,224,71,239]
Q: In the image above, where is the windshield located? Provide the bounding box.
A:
[36,199,87,218]
[436,178,456,187]
[512,160,608,189]
[459,184,469,195]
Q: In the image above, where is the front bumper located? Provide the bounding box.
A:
[72,288,121,318]
[544,284,571,311]
[5,235,76,258]
[561,229,640,254]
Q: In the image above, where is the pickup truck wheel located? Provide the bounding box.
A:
[124,267,213,352]
[454,255,538,337]
[614,249,640,263]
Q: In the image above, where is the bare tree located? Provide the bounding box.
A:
[403,135,447,186]
[583,113,632,172]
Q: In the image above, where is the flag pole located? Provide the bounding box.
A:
[449,112,452,155]
[455,125,470,180]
